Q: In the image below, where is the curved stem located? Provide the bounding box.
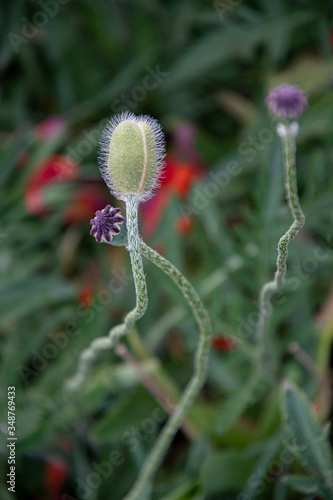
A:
[109,195,148,341]
[122,240,212,500]
[256,122,305,360]
[66,195,148,391]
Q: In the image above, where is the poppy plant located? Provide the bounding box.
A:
[68,113,213,500]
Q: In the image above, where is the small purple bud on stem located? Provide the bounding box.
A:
[90,205,125,243]
[265,83,308,120]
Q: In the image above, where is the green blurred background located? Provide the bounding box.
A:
[1,0,333,499]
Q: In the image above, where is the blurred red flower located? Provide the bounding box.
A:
[141,154,204,237]
[211,335,238,352]
[65,183,109,223]
[25,154,79,216]
[44,456,68,500]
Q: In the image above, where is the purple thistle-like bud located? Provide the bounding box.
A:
[265,83,308,120]
[90,205,125,243]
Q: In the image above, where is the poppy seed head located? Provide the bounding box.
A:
[90,205,125,243]
[266,84,308,120]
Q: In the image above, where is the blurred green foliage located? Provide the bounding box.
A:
[0,0,333,499]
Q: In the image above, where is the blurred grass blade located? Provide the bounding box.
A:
[282,474,322,495]
[216,374,263,435]
[165,11,316,89]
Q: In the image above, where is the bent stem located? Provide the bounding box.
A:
[122,240,212,500]
[66,194,148,391]
[256,122,305,362]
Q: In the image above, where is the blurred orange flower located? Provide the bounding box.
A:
[77,283,94,308]
[141,154,204,237]
[175,215,194,235]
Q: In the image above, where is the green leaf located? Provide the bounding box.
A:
[165,11,316,90]
[0,278,77,324]
[243,434,282,500]
[282,474,321,494]
[216,374,265,434]
[158,479,198,500]
[282,382,333,496]
[90,386,166,443]
[16,404,44,442]
[201,448,255,494]
[66,48,156,125]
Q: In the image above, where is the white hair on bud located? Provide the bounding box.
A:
[277,122,299,139]
[276,123,287,138]
[289,122,299,137]
[98,111,166,203]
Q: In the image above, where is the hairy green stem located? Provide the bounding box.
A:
[122,240,212,500]
[66,195,148,391]
[256,122,305,358]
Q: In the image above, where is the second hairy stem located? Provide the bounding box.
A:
[257,123,305,359]
[122,241,212,500]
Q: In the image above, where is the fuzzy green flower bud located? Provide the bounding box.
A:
[99,112,165,202]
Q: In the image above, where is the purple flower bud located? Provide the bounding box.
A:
[265,83,308,120]
[90,205,125,243]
